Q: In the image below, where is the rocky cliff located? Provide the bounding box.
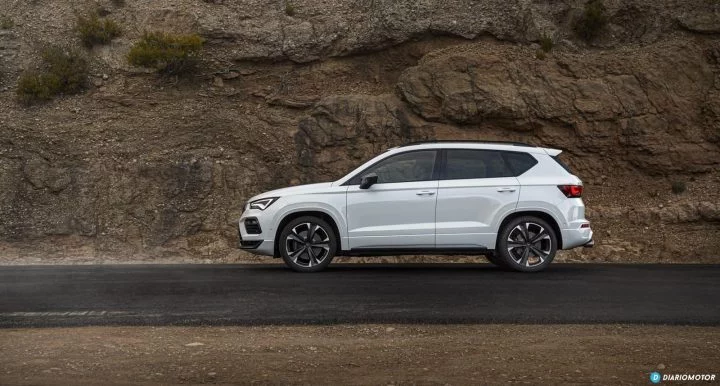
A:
[0,0,718,263]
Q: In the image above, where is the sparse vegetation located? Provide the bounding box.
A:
[0,14,13,29]
[110,0,126,6]
[127,32,204,76]
[535,49,546,60]
[16,46,88,105]
[16,73,60,104]
[76,12,121,47]
[540,34,553,52]
[285,2,296,16]
[671,180,686,194]
[574,0,607,41]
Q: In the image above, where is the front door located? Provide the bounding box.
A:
[346,150,439,249]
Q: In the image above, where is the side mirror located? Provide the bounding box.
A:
[359,173,378,189]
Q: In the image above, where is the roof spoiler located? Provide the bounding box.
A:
[542,148,562,157]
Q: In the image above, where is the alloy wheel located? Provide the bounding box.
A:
[506,222,552,267]
[284,222,331,268]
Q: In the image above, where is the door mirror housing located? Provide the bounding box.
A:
[359,173,378,189]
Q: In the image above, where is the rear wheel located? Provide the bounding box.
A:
[279,216,337,272]
[496,216,557,272]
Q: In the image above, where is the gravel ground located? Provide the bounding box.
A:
[1,324,718,385]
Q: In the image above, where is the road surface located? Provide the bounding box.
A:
[1,263,719,327]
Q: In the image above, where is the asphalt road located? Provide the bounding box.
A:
[1,264,719,327]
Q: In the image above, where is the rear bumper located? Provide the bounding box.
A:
[560,225,593,250]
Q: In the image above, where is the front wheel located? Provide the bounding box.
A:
[496,216,557,272]
[279,216,337,272]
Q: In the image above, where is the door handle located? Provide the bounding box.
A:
[497,187,517,192]
[416,190,436,196]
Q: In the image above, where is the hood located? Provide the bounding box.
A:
[248,182,334,202]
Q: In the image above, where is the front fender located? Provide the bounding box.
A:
[271,195,348,250]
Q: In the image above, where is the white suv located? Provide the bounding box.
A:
[239,141,593,272]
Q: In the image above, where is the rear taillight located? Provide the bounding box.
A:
[558,184,583,198]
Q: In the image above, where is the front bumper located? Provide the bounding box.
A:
[238,213,275,256]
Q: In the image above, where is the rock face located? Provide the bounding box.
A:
[0,0,718,263]
[396,40,720,175]
[197,0,711,62]
[678,7,720,34]
[201,0,534,62]
[295,95,433,182]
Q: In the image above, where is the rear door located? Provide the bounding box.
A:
[435,149,520,249]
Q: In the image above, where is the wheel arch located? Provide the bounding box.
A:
[274,210,342,258]
[496,210,563,249]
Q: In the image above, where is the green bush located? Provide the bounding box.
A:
[574,0,607,41]
[0,14,13,29]
[671,181,686,194]
[77,12,121,46]
[16,47,88,105]
[540,34,553,52]
[16,73,61,104]
[127,32,204,75]
[285,2,296,16]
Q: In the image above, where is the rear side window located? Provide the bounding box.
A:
[551,155,574,174]
[503,152,538,176]
[443,150,513,180]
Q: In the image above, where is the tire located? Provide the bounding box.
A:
[496,216,557,272]
[279,216,337,272]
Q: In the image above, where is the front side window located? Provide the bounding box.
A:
[349,150,437,184]
[443,150,513,180]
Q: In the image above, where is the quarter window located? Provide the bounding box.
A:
[503,152,538,176]
[349,150,437,184]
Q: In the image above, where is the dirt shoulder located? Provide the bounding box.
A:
[1,324,718,385]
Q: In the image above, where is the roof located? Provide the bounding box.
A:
[400,140,533,147]
[391,140,560,156]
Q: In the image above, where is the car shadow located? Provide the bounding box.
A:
[239,262,586,275]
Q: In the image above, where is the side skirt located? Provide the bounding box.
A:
[338,247,491,257]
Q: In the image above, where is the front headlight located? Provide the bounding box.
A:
[248,197,279,211]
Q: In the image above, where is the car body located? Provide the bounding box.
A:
[238,141,593,272]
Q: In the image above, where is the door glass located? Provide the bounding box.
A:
[362,150,437,184]
[444,150,512,180]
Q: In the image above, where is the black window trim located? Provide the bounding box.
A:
[438,148,539,180]
[341,149,442,186]
[551,155,573,174]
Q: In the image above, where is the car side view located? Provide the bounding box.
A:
[239,141,593,272]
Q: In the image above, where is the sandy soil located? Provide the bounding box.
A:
[1,324,718,385]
